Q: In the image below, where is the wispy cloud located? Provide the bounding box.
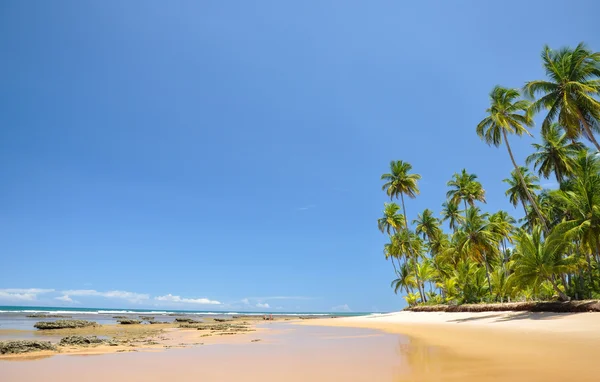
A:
[55,295,77,303]
[255,302,270,309]
[62,289,150,303]
[0,288,54,302]
[154,294,221,305]
[330,304,352,312]
[296,204,316,211]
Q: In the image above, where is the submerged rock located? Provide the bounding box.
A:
[174,318,200,323]
[59,336,105,346]
[139,316,155,321]
[113,316,127,319]
[34,320,97,330]
[0,340,57,354]
[117,319,141,325]
[148,320,170,324]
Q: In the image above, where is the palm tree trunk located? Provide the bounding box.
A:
[483,253,493,295]
[400,193,426,302]
[390,256,399,276]
[549,276,568,301]
[502,129,549,233]
[576,109,600,152]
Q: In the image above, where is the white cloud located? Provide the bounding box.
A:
[55,295,77,303]
[62,289,149,303]
[154,294,221,305]
[330,304,352,312]
[241,298,250,305]
[255,302,270,309]
[0,288,54,302]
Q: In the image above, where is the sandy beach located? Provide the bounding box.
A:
[300,311,600,381]
[2,310,600,381]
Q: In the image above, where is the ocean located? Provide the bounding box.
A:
[0,305,373,331]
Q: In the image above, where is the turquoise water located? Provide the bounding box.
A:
[0,305,372,316]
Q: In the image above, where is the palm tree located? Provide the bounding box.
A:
[441,200,464,232]
[446,169,486,211]
[503,166,542,217]
[391,228,426,302]
[524,43,600,151]
[413,209,442,242]
[454,207,499,294]
[512,226,576,301]
[381,160,421,230]
[378,203,404,235]
[390,262,416,295]
[489,210,516,268]
[526,123,585,183]
[381,161,425,301]
[476,86,548,231]
[554,151,600,292]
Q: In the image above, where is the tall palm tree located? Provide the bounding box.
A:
[391,228,426,302]
[381,161,425,301]
[526,123,585,183]
[446,169,486,211]
[476,86,548,231]
[441,200,464,232]
[454,207,499,294]
[489,210,516,268]
[503,166,542,217]
[512,226,576,301]
[524,43,600,151]
[413,209,442,242]
[381,160,421,229]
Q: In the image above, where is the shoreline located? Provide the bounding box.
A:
[299,310,600,381]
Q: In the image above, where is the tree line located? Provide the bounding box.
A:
[379,43,600,306]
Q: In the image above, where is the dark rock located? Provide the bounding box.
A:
[113,316,127,319]
[0,340,57,354]
[174,318,200,323]
[139,316,155,321]
[34,320,97,330]
[148,320,170,325]
[59,336,105,346]
[26,313,71,318]
[117,319,141,325]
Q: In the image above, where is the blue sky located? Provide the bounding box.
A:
[1,1,598,312]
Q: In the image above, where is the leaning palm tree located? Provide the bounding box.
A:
[524,43,600,151]
[512,226,577,301]
[381,160,421,229]
[446,169,486,211]
[526,123,585,183]
[476,86,548,231]
[441,200,464,232]
[503,166,542,217]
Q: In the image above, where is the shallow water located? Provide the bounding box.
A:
[0,324,421,381]
[1,322,592,381]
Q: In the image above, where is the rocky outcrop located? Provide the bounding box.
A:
[174,318,200,323]
[26,313,71,318]
[59,336,105,346]
[148,320,170,324]
[0,340,56,354]
[139,316,155,321]
[117,319,141,325]
[34,320,97,330]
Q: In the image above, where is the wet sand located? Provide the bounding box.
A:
[300,311,600,381]
[2,312,599,381]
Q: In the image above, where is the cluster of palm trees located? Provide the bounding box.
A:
[379,43,600,306]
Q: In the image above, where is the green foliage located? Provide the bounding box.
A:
[378,43,600,307]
